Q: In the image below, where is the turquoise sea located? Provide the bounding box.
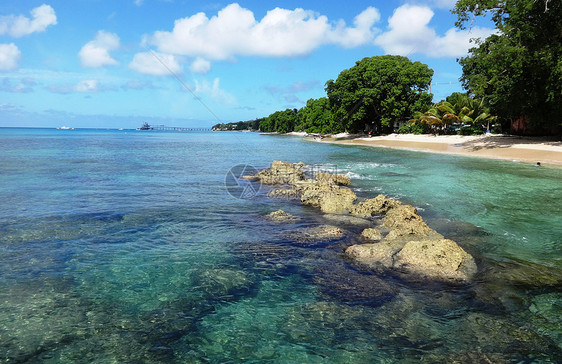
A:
[1,128,561,363]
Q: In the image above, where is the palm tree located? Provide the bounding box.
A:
[409,93,497,134]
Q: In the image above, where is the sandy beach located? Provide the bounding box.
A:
[318,133,562,166]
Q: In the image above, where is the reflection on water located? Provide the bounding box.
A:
[0,129,560,362]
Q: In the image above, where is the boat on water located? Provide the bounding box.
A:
[57,126,74,130]
[137,122,151,130]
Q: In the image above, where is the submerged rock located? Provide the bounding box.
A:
[313,262,398,305]
[193,268,252,297]
[351,194,402,217]
[527,292,562,349]
[394,239,477,283]
[285,225,344,246]
[321,214,373,228]
[265,210,300,223]
[457,312,562,361]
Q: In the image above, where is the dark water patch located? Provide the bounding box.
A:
[380,171,413,178]
[313,260,398,306]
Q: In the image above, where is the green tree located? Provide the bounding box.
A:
[326,55,433,134]
[260,108,299,133]
[299,97,340,134]
[259,117,274,132]
[407,93,497,135]
[454,0,562,134]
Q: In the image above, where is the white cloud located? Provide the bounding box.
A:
[374,4,494,58]
[0,43,22,71]
[0,77,35,93]
[145,3,380,61]
[0,4,57,38]
[194,78,236,104]
[79,31,120,68]
[128,51,183,75]
[47,79,114,94]
[75,80,99,93]
[122,80,157,90]
[189,57,211,74]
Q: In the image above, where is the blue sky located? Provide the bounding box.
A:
[0,0,494,128]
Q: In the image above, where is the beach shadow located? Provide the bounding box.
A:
[459,135,562,151]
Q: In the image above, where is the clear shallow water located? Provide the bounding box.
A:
[1,128,561,363]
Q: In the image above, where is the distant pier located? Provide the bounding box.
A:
[140,124,212,132]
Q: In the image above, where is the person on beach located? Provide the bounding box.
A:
[534,162,541,167]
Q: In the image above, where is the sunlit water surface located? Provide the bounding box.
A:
[1,128,560,363]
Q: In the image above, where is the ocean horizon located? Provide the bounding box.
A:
[1,127,561,363]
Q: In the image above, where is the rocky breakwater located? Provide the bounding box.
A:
[253,160,477,284]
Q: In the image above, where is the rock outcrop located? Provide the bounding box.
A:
[257,160,478,283]
[346,238,477,283]
[382,205,442,240]
[350,194,402,217]
[300,182,357,214]
[265,210,300,223]
[256,160,305,185]
[360,228,382,241]
[346,240,406,269]
[315,172,351,186]
[394,239,477,282]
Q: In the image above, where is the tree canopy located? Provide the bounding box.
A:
[259,109,299,133]
[297,97,340,134]
[454,0,562,134]
[325,55,433,134]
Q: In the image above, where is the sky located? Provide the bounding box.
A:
[0,0,495,129]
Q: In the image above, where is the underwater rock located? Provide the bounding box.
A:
[264,210,300,223]
[193,268,252,297]
[256,160,305,185]
[313,261,398,305]
[473,259,562,312]
[457,312,562,361]
[321,214,373,228]
[420,352,512,363]
[285,225,344,246]
[482,259,562,288]
[394,239,477,283]
[360,228,382,241]
[315,172,351,186]
[527,292,562,349]
[300,182,357,214]
[350,194,402,217]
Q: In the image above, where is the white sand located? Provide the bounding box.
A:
[321,133,562,167]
